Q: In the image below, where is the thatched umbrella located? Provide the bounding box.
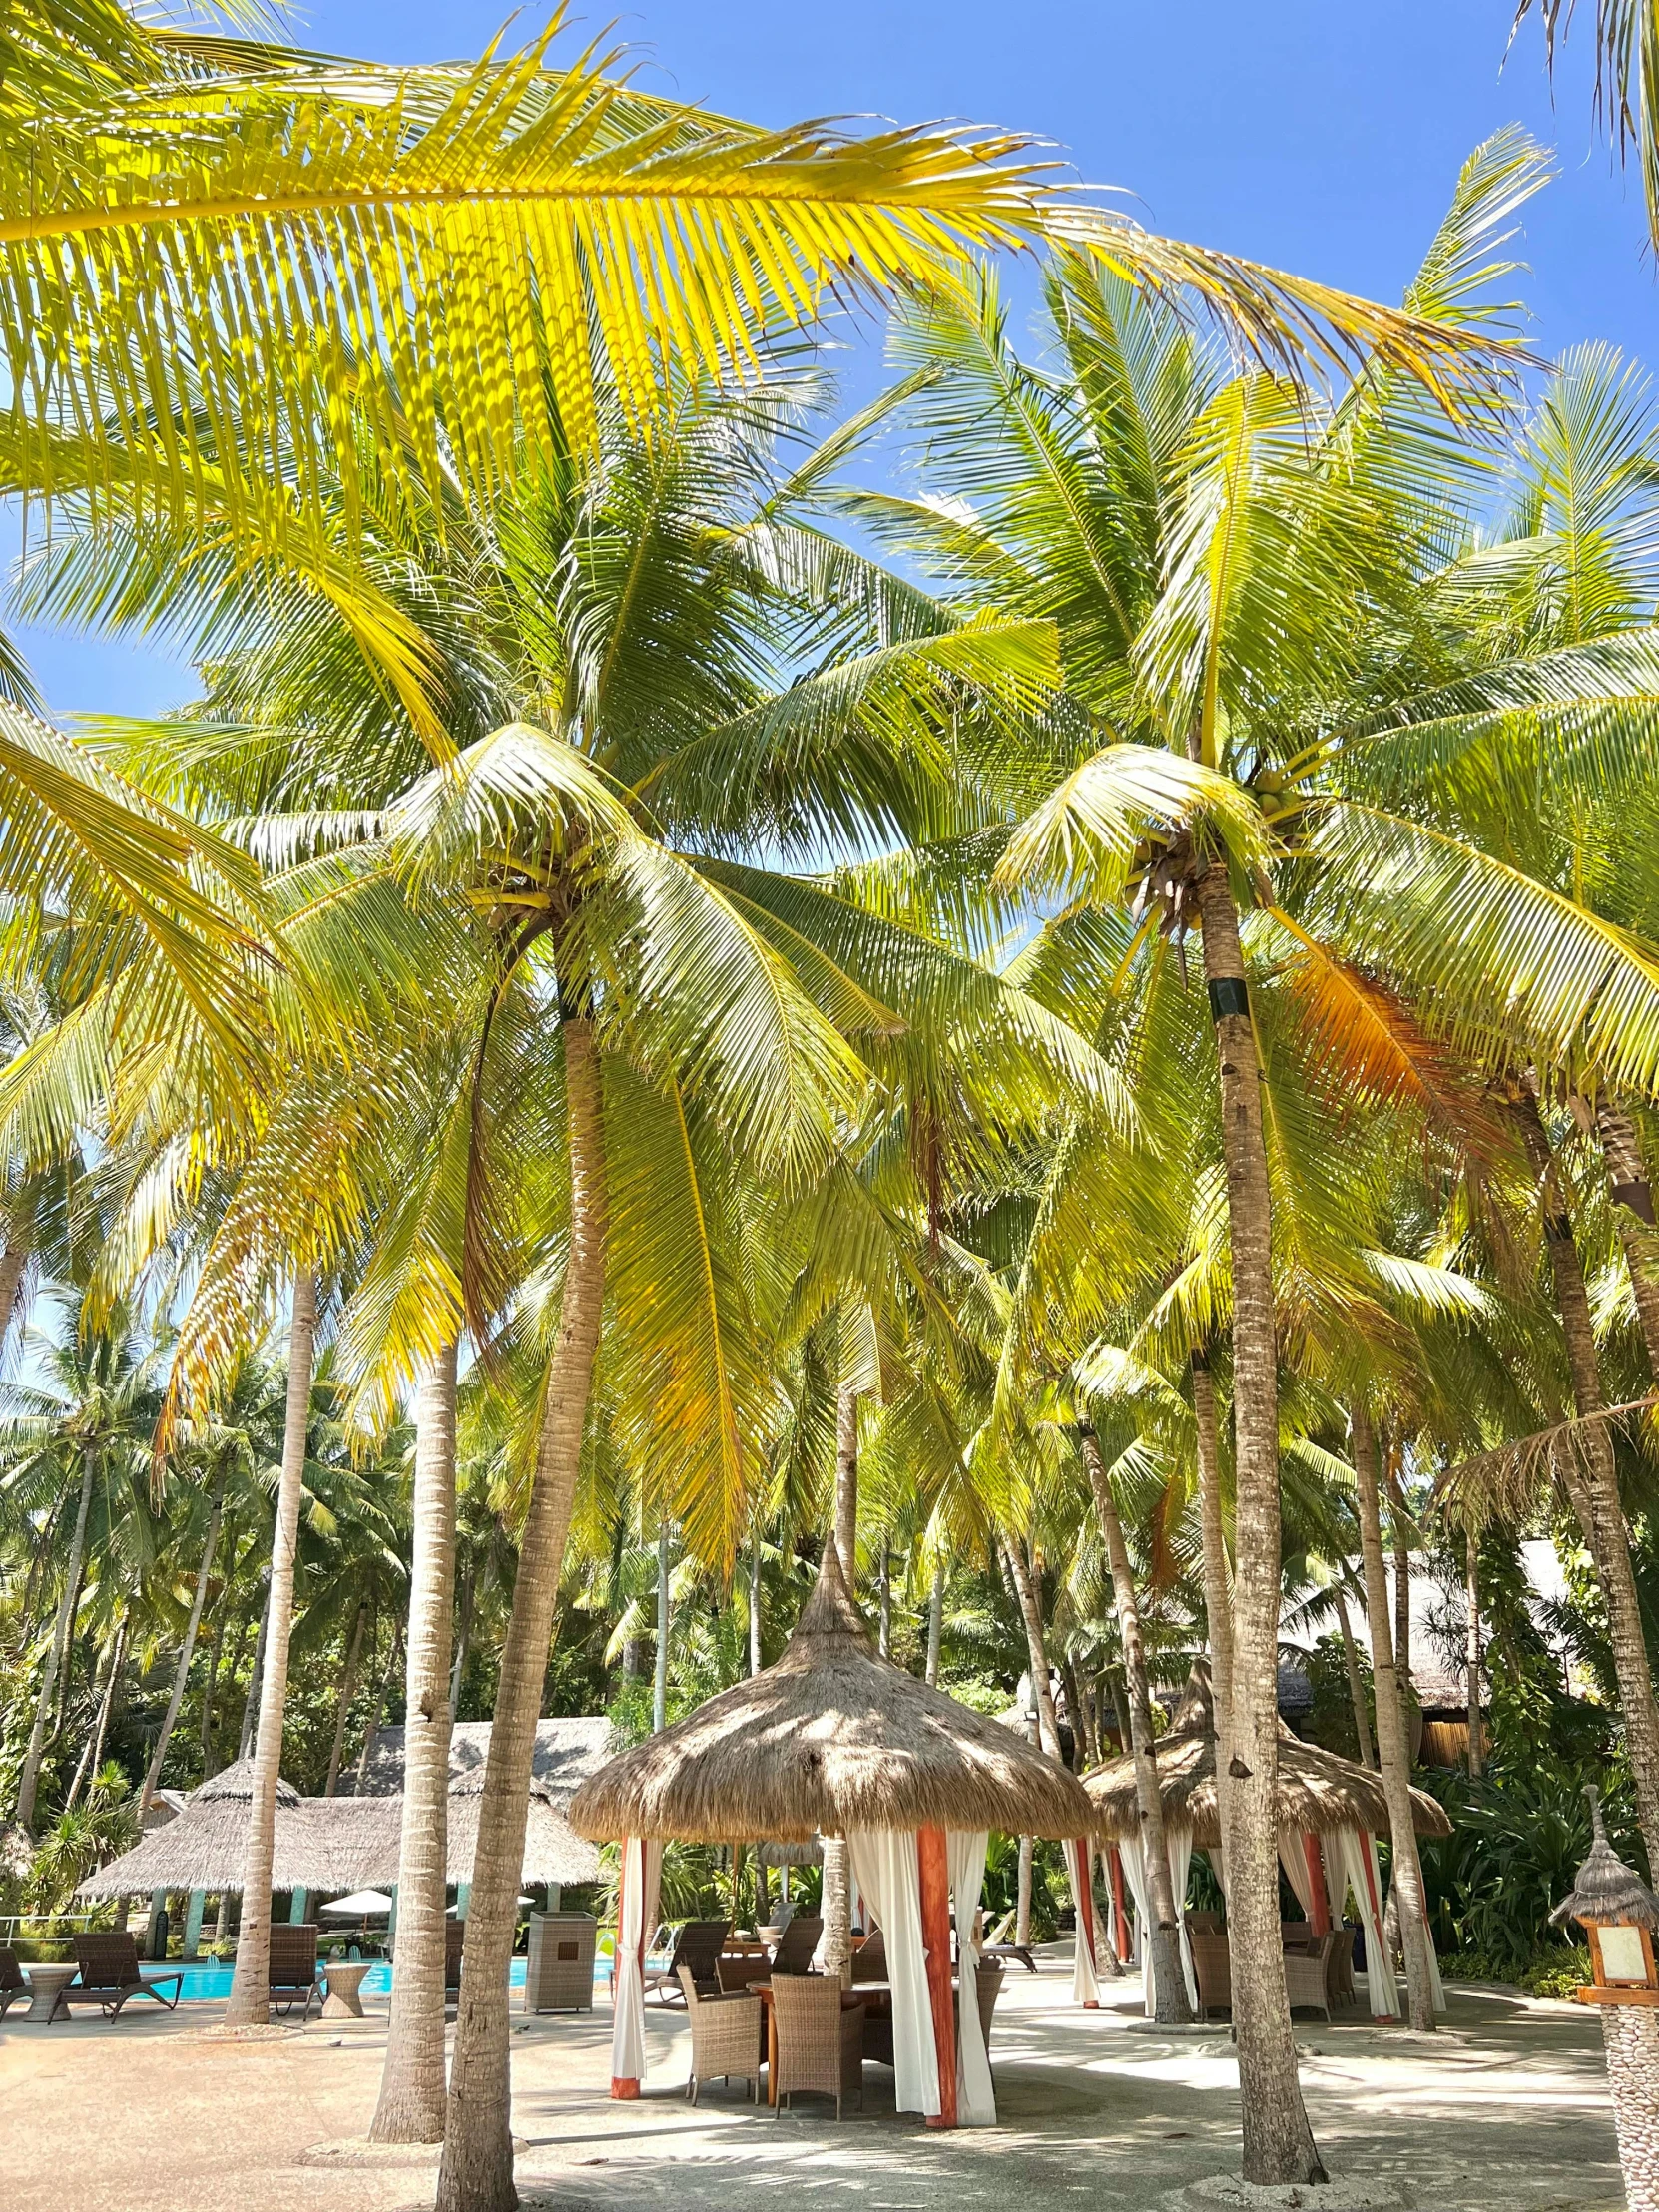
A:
[569,1544,1095,2127]
[1083,1664,1451,1849]
[1083,1662,1451,2025]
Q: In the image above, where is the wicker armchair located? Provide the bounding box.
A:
[1283,1931,1338,2020]
[770,1972,865,2119]
[678,1966,764,2104]
[1190,1931,1232,2022]
[1329,1924,1357,2010]
[974,1959,1004,2072]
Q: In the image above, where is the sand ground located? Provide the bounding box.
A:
[0,1948,1628,2211]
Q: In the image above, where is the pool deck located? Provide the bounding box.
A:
[0,1947,1627,2212]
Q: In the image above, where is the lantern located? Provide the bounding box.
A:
[1553,1790,1659,2212]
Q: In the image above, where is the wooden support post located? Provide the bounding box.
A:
[1109,1846,1132,1963]
[183,1890,207,1960]
[917,1824,957,2129]
[455,1883,471,1922]
[1304,1835,1331,1937]
[289,1888,309,1926]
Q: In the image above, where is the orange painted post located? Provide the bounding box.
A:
[917,1825,958,2129]
[1109,1845,1131,1962]
[1304,1833,1331,1936]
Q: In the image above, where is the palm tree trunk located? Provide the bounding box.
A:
[238,1581,271,1761]
[200,1608,226,1780]
[355,1617,398,1793]
[436,1019,607,2212]
[15,1443,95,1833]
[1597,1098,1659,1378]
[1351,1403,1436,2032]
[222,1268,318,2030]
[652,1525,671,1734]
[1464,1531,1483,1779]
[1081,1424,1191,2023]
[0,1234,29,1349]
[1004,1533,1062,1760]
[1192,859,1322,2183]
[925,1558,944,1687]
[1333,1585,1375,1768]
[66,1613,127,1811]
[834,1380,858,1587]
[325,1600,368,1798]
[450,1564,476,1721]
[141,1477,226,1814]
[1191,1351,1233,1737]
[373,1335,460,2143]
[748,1537,763,1677]
[877,1540,891,1658]
[1386,1448,1413,1740]
[1015,1830,1034,1946]
[1518,1085,1659,1864]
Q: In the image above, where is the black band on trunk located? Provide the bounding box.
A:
[1207,976,1250,1021]
[1614,1179,1658,1226]
[1545,1211,1575,1245]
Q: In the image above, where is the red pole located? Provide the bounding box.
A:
[1109,1844,1131,1962]
[917,1824,958,2129]
[1303,1833,1331,1936]
[1075,1839,1100,2007]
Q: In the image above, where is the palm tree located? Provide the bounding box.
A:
[855,132,1659,2182]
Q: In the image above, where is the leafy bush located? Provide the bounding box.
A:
[1441,1944,1591,1998]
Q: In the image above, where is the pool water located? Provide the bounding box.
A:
[169,1956,556,2002]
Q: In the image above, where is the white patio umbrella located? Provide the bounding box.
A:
[320,1889,394,1916]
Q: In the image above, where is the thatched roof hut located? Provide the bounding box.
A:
[1552,1789,1659,1930]
[1083,1662,1452,1848]
[77,1758,600,1900]
[352,1717,614,1808]
[569,1545,1095,1843]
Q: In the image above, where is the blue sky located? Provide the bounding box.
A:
[17,0,1659,719]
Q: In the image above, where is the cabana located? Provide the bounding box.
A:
[568,1545,1096,2127]
[1083,1663,1452,2021]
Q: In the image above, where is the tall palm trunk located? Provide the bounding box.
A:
[1191,1350,1233,1736]
[325,1600,369,1798]
[1386,1447,1412,1738]
[817,1381,860,1987]
[925,1558,944,1687]
[1518,1086,1659,1863]
[355,1618,398,1794]
[238,1581,271,1760]
[1464,1531,1483,1780]
[1192,860,1322,2184]
[222,1268,318,2029]
[200,1607,226,1779]
[372,1337,461,2141]
[436,1020,607,2212]
[1596,1098,1659,1379]
[652,1525,671,1734]
[1081,1424,1191,2023]
[1004,1533,1061,1759]
[15,1443,95,1833]
[748,1537,763,1677]
[834,1381,858,1587]
[141,1476,226,1814]
[1333,1585,1375,1768]
[1351,1403,1436,2031]
[450,1563,476,1721]
[877,1540,891,1658]
[66,1613,127,1811]
[0,1234,29,1349]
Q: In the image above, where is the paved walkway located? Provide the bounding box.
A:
[0,1950,1626,2212]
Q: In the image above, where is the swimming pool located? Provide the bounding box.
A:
[166,1956,565,2003]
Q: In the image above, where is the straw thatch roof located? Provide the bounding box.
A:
[1552,1789,1659,1930]
[77,1764,600,1900]
[568,1545,1097,1843]
[1082,1662,1452,1848]
[351,1717,614,1808]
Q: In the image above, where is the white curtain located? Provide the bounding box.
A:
[848,1829,940,2118]
[1167,1826,1198,2012]
[1060,1837,1101,2007]
[946,1830,996,2126]
[610,1836,664,2093]
[1278,1829,1315,1919]
[1117,1833,1153,2016]
[1337,1828,1397,2021]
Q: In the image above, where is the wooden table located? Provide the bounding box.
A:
[22,1962,77,2022]
[320,1960,371,2019]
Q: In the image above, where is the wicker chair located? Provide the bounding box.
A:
[1281,1921,1315,1951]
[767,1916,823,1976]
[974,1959,1004,2073]
[1190,1930,1232,2022]
[0,1947,28,2019]
[678,1966,763,2104]
[1327,1925,1357,2010]
[1283,1931,1338,2020]
[770,1972,865,2119]
[268,1924,322,2019]
[716,1950,773,1994]
[849,1929,886,1984]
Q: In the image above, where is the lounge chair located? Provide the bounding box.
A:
[1284,1931,1339,2020]
[0,1947,28,2019]
[643,1920,725,2005]
[771,1971,864,2119]
[849,1928,886,1984]
[766,1915,823,1977]
[1191,1930,1232,2022]
[268,1924,322,2020]
[49,1932,183,2021]
[982,1909,1037,1974]
[679,1966,763,2104]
